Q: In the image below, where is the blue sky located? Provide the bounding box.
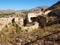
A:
[0,0,59,10]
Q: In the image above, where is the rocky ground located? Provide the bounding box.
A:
[0,22,60,45]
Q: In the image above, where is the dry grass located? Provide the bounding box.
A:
[0,22,60,45]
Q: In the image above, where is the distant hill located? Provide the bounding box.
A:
[41,6,49,9]
[0,9,16,14]
[29,6,49,13]
[0,5,49,14]
[0,10,23,17]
